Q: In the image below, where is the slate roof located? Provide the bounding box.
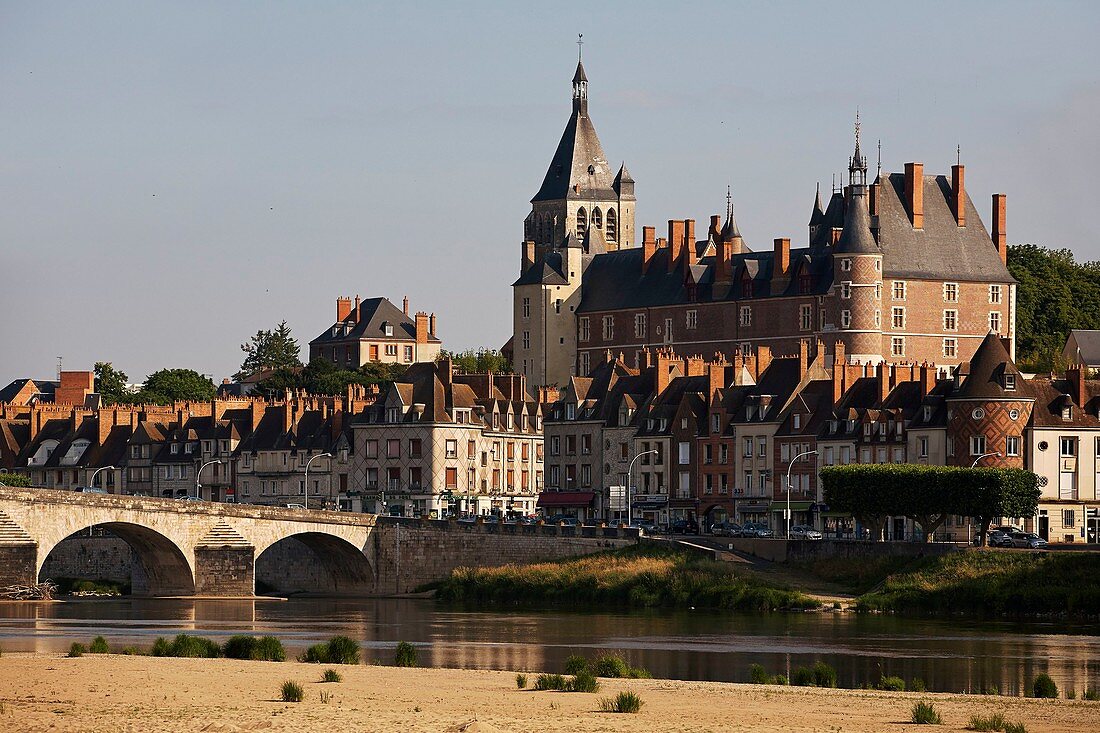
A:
[1066,330,1100,365]
[310,297,439,346]
[952,331,1027,401]
[834,186,879,254]
[0,379,57,404]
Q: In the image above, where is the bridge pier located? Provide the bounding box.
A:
[194,546,255,597]
[0,544,37,587]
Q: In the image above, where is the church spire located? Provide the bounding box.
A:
[848,110,868,187]
[572,34,588,113]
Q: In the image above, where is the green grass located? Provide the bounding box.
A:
[52,578,130,596]
[561,653,648,679]
[88,636,109,654]
[67,642,85,658]
[322,669,342,683]
[910,678,927,692]
[911,701,942,725]
[564,654,589,675]
[394,641,418,667]
[150,634,220,658]
[298,636,361,665]
[856,551,1100,618]
[968,714,1027,733]
[568,671,600,693]
[789,555,923,594]
[878,675,906,692]
[1032,673,1057,698]
[598,690,643,714]
[534,673,567,691]
[435,544,819,612]
[749,664,768,684]
[280,680,304,703]
[1084,687,1099,701]
[515,673,528,689]
[221,635,286,662]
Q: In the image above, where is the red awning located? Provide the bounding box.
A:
[537,491,596,508]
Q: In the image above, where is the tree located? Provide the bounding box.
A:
[94,362,131,405]
[439,348,513,374]
[236,320,302,380]
[138,369,216,404]
[0,472,31,487]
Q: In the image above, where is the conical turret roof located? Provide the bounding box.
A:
[834,187,878,254]
[954,331,1026,401]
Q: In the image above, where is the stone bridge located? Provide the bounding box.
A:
[0,487,638,597]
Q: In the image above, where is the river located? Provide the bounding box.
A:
[1,598,1097,696]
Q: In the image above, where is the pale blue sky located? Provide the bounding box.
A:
[2,1,1098,383]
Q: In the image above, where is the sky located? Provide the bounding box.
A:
[2,1,1099,384]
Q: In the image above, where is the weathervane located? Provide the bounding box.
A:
[577,33,583,61]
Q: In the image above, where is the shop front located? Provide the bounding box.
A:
[769,500,812,534]
[631,495,669,527]
[536,490,596,522]
[736,501,770,527]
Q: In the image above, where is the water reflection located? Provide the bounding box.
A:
[1,598,1096,695]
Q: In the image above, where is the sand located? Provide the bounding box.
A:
[0,654,1095,732]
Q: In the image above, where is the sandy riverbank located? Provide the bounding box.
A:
[0,654,1095,732]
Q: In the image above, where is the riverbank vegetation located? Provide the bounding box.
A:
[433,544,819,611]
[855,550,1100,618]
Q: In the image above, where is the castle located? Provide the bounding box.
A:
[511,60,1016,388]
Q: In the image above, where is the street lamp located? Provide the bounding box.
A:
[195,459,223,500]
[304,452,333,511]
[626,449,659,527]
[971,451,1002,468]
[89,465,117,492]
[786,450,818,539]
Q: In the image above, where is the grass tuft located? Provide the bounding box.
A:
[568,671,600,693]
[878,675,906,692]
[598,690,643,714]
[969,713,1006,731]
[322,668,342,683]
[749,664,768,684]
[149,634,220,659]
[1032,673,1057,699]
[394,641,418,668]
[515,673,528,689]
[1084,687,1099,701]
[67,642,85,658]
[564,654,589,675]
[298,636,360,665]
[88,636,109,654]
[222,635,286,662]
[911,701,942,725]
[910,677,927,692]
[534,673,567,691]
[280,680,304,703]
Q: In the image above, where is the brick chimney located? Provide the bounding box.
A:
[97,409,117,446]
[756,345,773,380]
[830,228,842,246]
[904,162,924,229]
[668,220,685,273]
[919,362,937,398]
[336,297,352,322]
[415,312,430,344]
[1067,364,1086,407]
[708,362,726,398]
[685,354,705,377]
[876,361,890,403]
[832,341,846,404]
[685,219,699,268]
[522,240,536,272]
[771,238,791,292]
[429,313,437,337]
[709,215,722,242]
[403,295,410,315]
[642,226,657,274]
[799,339,809,380]
[56,371,95,406]
[991,193,1007,265]
[715,239,732,282]
[951,164,966,227]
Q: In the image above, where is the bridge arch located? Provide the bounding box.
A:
[38,522,195,596]
[254,531,375,596]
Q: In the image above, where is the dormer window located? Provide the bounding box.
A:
[1062,405,1072,421]
[387,407,401,423]
[923,406,932,421]
[383,322,394,337]
[793,414,801,429]
[828,420,837,433]
[1003,374,1016,390]
[566,404,576,420]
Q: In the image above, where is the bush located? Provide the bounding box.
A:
[534,673,567,691]
[564,654,589,675]
[970,718,1027,733]
[68,642,85,658]
[1032,673,1057,699]
[879,675,906,691]
[299,636,360,665]
[592,654,630,678]
[910,678,927,693]
[749,664,768,684]
[89,636,109,654]
[568,671,600,693]
[515,673,527,689]
[1084,687,1099,701]
[1066,688,1076,700]
[252,636,286,662]
[151,638,171,657]
[394,641,418,668]
[151,634,220,659]
[598,690,643,714]
[812,661,837,688]
[322,669,342,683]
[981,684,999,696]
[792,666,816,687]
[281,680,304,703]
[222,635,256,660]
[911,701,942,725]
[626,666,652,679]
[774,674,788,685]
[1003,724,1027,733]
[120,646,142,656]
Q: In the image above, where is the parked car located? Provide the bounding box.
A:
[710,521,743,537]
[789,525,823,540]
[75,486,108,494]
[669,518,699,534]
[285,503,305,509]
[742,522,773,538]
[987,529,1014,547]
[1007,531,1048,549]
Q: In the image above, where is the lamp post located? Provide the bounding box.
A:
[786,450,818,539]
[304,452,333,511]
[970,451,1002,468]
[195,459,222,500]
[626,449,659,527]
[89,465,117,492]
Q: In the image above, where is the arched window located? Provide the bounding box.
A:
[576,207,587,238]
[606,208,617,241]
[592,207,603,229]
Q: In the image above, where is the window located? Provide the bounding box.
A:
[943,338,957,358]
[793,413,801,429]
[892,281,907,300]
[635,313,646,338]
[522,297,530,318]
[592,207,602,229]
[576,207,587,237]
[579,351,590,375]
[1063,509,1076,528]
[409,439,422,458]
[800,304,812,331]
[739,306,752,326]
[741,279,753,298]
[799,273,812,294]
[550,436,560,455]
[1060,437,1076,456]
[874,309,881,328]
[606,208,617,241]
[943,310,957,331]
[989,284,1002,304]
[757,438,767,457]
[602,315,614,340]
[892,307,905,329]
[387,439,401,458]
[743,437,753,458]
[891,336,905,357]
[384,323,394,337]
[385,343,397,357]
[403,345,413,362]
[943,282,958,302]
[919,436,929,458]
[364,440,378,458]
[841,282,852,299]
[1006,436,1020,456]
[781,442,790,462]
[579,317,590,342]
[989,311,1001,333]
[841,310,852,328]
[840,258,852,272]
[580,435,591,455]
[686,310,697,329]
[678,442,690,464]
[970,435,986,456]
[445,467,457,489]
[522,331,530,349]
[1004,373,1016,390]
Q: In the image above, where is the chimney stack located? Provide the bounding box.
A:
[709,215,722,242]
[756,345,773,380]
[1067,364,1086,407]
[429,312,437,337]
[522,241,536,272]
[877,361,890,403]
[415,312,429,344]
[832,341,847,405]
[642,226,657,274]
[667,220,685,272]
[771,238,791,292]
[951,164,966,227]
[351,295,361,323]
[336,297,352,322]
[904,162,924,229]
[991,193,1007,265]
[403,295,410,315]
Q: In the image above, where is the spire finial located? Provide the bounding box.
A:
[577,33,583,62]
[877,139,882,178]
[726,184,732,219]
[957,144,961,165]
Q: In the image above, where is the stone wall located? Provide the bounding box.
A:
[194,547,254,596]
[255,537,340,594]
[724,536,959,563]
[39,535,133,584]
[374,518,639,594]
[0,544,36,586]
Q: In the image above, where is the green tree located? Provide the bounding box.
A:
[94,362,131,405]
[236,320,302,380]
[439,348,513,374]
[138,369,216,404]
